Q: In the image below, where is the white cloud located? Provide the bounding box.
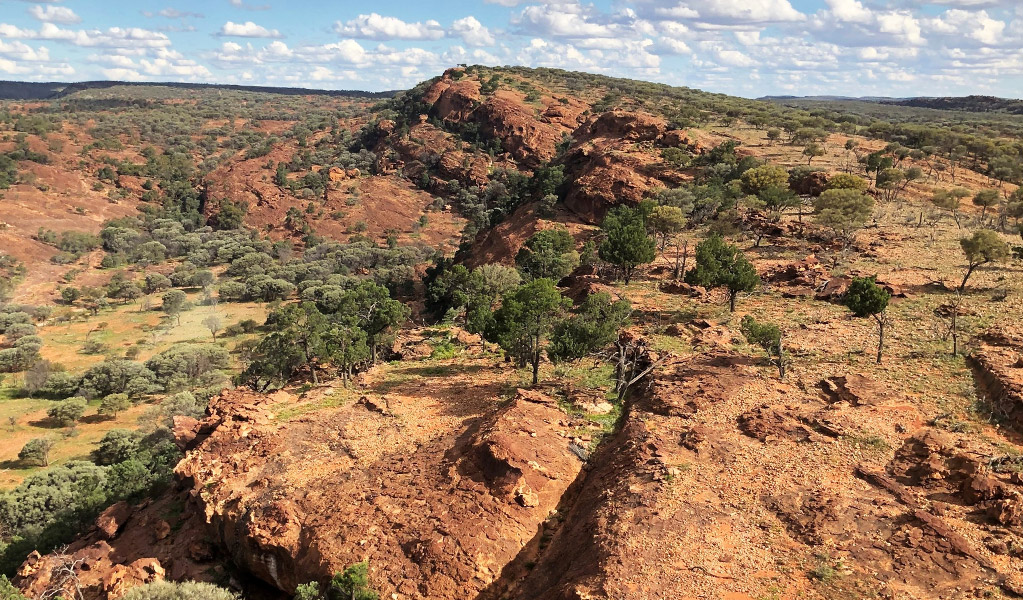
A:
[228,0,271,11]
[451,16,495,46]
[826,0,872,24]
[218,21,282,38]
[515,2,619,38]
[925,9,1005,45]
[637,0,804,25]
[653,38,692,54]
[809,6,925,47]
[0,23,173,49]
[0,39,49,61]
[0,57,73,77]
[876,12,924,45]
[333,13,444,40]
[714,48,756,67]
[29,6,82,25]
[157,8,204,19]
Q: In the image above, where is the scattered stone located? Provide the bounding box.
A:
[819,374,892,406]
[96,501,132,541]
[153,520,171,541]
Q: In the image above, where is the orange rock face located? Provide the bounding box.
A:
[174,384,583,597]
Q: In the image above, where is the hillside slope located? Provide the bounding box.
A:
[8,65,1023,600]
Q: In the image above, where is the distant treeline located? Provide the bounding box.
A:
[0,80,398,101]
[884,95,1023,115]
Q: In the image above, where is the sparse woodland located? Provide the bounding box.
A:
[0,66,1022,599]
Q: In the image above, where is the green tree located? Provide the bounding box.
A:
[161,289,187,325]
[79,359,157,399]
[514,227,579,281]
[47,397,87,426]
[1,575,27,600]
[161,391,205,423]
[327,562,378,600]
[845,276,891,364]
[740,315,786,378]
[94,429,142,465]
[958,229,1009,292]
[684,235,760,311]
[548,292,631,363]
[143,272,172,295]
[757,186,799,217]
[598,205,656,284]
[813,188,874,246]
[739,164,789,196]
[972,189,1001,223]
[488,278,571,385]
[803,142,825,165]
[18,438,54,466]
[826,173,868,191]
[99,393,131,419]
[864,151,894,185]
[322,315,370,387]
[240,326,307,391]
[931,188,969,228]
[647,205,687,277]
[262,302,328,384]
[274,162,289,187]
[144,344,229,391]
[215,200,247,230]
[661,147,691,168]
[876,168,906,203]
[347,281,409,363]
[60,287,81,305]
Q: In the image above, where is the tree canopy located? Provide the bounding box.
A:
[684,235,760,311]
[599,205,656,284]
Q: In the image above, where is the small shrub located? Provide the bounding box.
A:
[18,438,54,466]
[47,397,87,426]
[120,580,239,600]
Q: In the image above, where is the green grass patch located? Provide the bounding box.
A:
[275,388,357,422]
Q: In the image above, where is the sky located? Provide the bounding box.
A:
[0,0,1021,98]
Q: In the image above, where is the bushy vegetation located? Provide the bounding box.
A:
[294,562,378,600]
[0,426,178,574]
[121,580,239,600]
[0,305,42,373]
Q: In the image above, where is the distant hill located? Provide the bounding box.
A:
[883,95,1023,114]
[759,95,903,102]
[761,93,1023,115]
[0,80,396,100]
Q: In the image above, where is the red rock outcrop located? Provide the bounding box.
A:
[968,329,1023,431]
[490,350,1022,599]
[420,72,578,170]
[15,492,223,600]
[561,112,670,223]
[175,382,583,597]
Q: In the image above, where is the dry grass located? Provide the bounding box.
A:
[0,293,270,490]
[624,180,1019,439]
[39,292,268,371]
[0,390,156,489]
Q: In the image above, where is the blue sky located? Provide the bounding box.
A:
[0,0,1021,98]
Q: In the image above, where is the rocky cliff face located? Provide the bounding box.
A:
[19,326,1023,600]
[14,492,235,600]
[968,330,1023,431]
[398,70,695,228]
[500,345,1023,599]
[174,378,583,597]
